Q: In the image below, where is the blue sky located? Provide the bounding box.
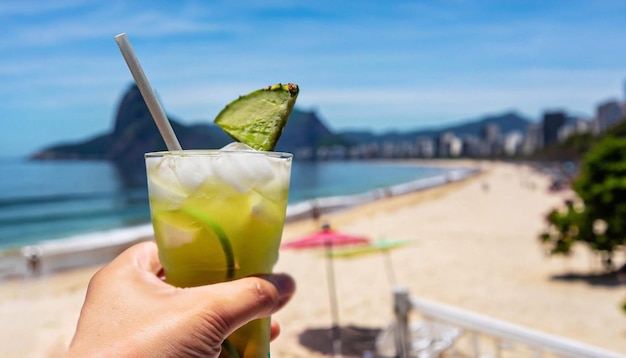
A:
[2,0,625,157]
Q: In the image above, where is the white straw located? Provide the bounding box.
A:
[114,33,182,151]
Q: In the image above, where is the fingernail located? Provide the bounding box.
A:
[266,273,296,299]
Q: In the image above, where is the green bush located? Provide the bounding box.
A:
[540,137,626,271]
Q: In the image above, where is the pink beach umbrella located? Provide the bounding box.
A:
[281,227,370,249]
[281,223,370,356]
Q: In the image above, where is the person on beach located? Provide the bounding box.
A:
[26,251,41,276]
[65,241,295,357]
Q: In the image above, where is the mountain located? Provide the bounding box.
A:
[31,85,221,161]
[31,84,532,175]
[276,109,351,156]
[30,84,340,181]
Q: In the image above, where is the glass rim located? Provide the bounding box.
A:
[145,149,293,159]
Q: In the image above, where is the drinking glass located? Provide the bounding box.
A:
[145,149,292,358]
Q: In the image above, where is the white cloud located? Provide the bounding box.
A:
[2,10,221,49]
[139,66,624,132]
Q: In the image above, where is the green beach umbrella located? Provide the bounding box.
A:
[328,237,412,288]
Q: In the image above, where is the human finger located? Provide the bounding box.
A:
[191,274,295,336]
[270,319,281,342]
[109,241,163,275]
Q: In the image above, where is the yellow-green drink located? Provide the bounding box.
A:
[145,146,292,358]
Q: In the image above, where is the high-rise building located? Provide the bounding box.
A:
[596,100,624,133]
[522,122,543,155]
[416,138,435,158]
[481,123,501,155]
[437,132,461,157]
[542,111,567,147]
[558,117,593,142]
[481,123,500,143]
[461,135,482,157]
[504,132,523,156]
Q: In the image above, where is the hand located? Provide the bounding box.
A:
[66,241,295,357]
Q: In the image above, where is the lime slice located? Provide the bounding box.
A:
[214,83,299,151]
[180,206,237,279]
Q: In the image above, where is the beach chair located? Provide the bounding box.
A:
[375,321,461,358]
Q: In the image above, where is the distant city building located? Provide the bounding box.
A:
[348,146,361,159]
[298,79,626,161]
[416,138,435,158]
[542,111,567,147]
[504,132,524,156]
[596,100,624,133]
[351,143,380,159]
[316,145,347,160]
[294,147,314,160]
[558,124,575,142]
[480,123,502,156]
[393,141,416,158]
[461,135,482,157]
[349,144,379,159]
[364,143,380,158]
[522,122,543,155]
[449,136,462,157]
[575,117,593,133]
[481,123,500,143]
[437,132,462,157]
[558,117,593,142]
[382,141,395,158]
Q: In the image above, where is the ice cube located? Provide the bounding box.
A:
[172,155,214,193]
[146,156,188,207]
[146,155,215,208]
[213,151,276,193]
[254,155,291,202]
[247,191,282,224]
[154,213,200,248]
[220,142,255,151]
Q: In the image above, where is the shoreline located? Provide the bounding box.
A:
[0,161,480,281]
[285,164,478,222]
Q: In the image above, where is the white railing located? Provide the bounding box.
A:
[390,287,625,358]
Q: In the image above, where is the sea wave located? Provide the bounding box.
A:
[0,192,114,207]
[0,205,146,227]
[0,190,147,208]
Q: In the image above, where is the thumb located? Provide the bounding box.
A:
[189,274,295,337]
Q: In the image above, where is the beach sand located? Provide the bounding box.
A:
[1,161,625,357]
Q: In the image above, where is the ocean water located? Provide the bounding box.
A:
[0,158,451,250]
